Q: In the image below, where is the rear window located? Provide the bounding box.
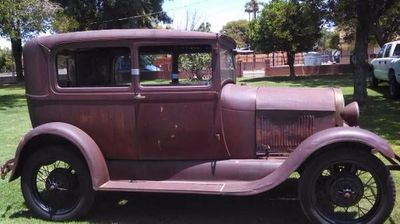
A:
[56,47,131,88]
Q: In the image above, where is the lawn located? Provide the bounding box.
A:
[0,74,399,223]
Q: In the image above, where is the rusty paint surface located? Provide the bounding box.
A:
[256,111,335,154]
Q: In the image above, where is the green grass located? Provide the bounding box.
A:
[0,74,399,223]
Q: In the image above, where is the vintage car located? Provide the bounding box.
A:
[1,29,400,223]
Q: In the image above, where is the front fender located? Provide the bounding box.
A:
[10,122,109,190]
[224,127,393,195]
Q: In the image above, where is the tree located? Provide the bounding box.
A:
[221,20,250,48]
[373,1,400,47]
[244,0,259,21]
[318,29,340,50]
[0,0,59,81]
[51,0,172,32]
[196,22,211,32]
[0,47,13,73]
[327,0,398,107]
[250,0,322,78]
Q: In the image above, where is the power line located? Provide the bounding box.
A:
[89,0,213,25]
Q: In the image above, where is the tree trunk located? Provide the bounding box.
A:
[352,0,370,108]
[11,37,23,82]
[287,51,296,79]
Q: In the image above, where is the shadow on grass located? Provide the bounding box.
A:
[361,89,400,144]
[0,83,25,91]
[0,94,27,110]
[9,179,308,224]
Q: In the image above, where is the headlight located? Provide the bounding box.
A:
[340,102,359,126]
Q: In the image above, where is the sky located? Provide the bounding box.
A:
[0,0,251,49]
[163,0,250,32]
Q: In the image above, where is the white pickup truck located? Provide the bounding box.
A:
[370,40,400,99]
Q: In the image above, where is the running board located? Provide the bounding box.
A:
[99,180,247,195]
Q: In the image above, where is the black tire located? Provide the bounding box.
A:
[21,146,95,221]
[367,68,378,88]
[389,72,400,99]
[299,148,395,224]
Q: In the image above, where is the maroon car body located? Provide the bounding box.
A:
[1,29,399,223]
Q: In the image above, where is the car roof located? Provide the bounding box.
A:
[31,29,235,49]
[385,40,400,46]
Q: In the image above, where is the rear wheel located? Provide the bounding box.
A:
[367,67,378,87]
[299,148,395,224]
[21,146,95,221]
[389,71,400,99]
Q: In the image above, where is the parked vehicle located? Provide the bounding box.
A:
[1,29,400,223]
[370,40,400,99]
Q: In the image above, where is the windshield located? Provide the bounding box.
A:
[220,48,235,84]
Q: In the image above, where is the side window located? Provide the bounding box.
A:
[393,44,400,57]
[220,48,235,84]
[56,47,131,87]
[377,45,386,58]
[139,45,212,86]
[384,44,392,58]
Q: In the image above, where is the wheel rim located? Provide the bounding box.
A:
[312,161,382,223]
[32,160,81,215]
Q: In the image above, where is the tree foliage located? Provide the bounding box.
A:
[0,0,59,81]
[373,1,400,47]
[250,0,322,78]
[51,0,172,32]
[221,20,250,48]
[196,22,211,32]
[0,48,13,73]
[244,0,259,20]
[318,29,340,50]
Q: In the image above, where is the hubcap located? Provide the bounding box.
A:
[328,174,364,207]
[34,161,80,213]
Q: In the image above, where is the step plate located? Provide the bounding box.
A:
[99,180,245,194]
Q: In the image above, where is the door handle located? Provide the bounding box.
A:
[134,94,146,100]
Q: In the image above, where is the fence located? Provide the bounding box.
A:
[235,51,354,77]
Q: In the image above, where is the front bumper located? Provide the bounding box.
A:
[0,158,15,180]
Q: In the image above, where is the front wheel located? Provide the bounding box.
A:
[21,146,95,221]
[299,148,395,224]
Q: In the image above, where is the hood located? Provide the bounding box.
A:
[221,84,344,112]
[256,86,341,111]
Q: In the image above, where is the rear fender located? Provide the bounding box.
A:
[9,122,109,190]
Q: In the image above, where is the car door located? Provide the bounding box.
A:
[380,43,393,81]
[132,43,228,160]
[372,44,387,80]
[50,42,139,160]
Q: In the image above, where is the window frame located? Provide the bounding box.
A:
[133,41,217,92]
[377,44,387,58]
[393,44,400,57]
[384,43,393,58]
[50,41,134,93]
[219,43,236,86]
